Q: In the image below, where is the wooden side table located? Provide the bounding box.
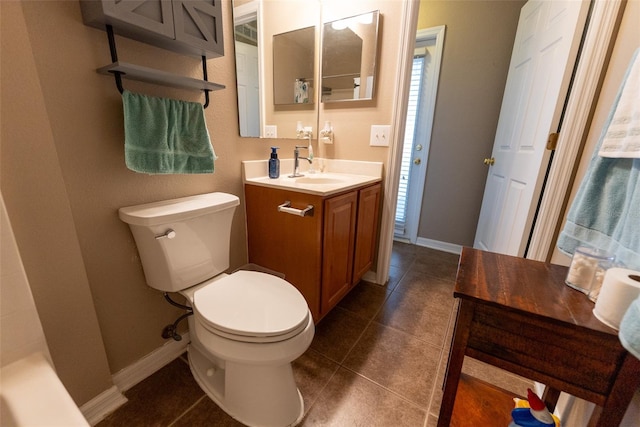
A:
[438,248,640,427]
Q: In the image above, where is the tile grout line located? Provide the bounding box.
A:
[167,395,208,427]
[327,254,454,425]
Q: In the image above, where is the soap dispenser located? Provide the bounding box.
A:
[269,147,280,179]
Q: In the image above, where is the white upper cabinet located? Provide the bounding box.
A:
[80,0,224,58]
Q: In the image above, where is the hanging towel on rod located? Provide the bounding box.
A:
[557,49,640,270]
[598,49,640,159]
[122,90,216,174]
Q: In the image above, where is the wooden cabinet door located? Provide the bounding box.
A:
[352,183,381,285]
[100,0,175,38]
[172,0,224,57]
[321,191,357,316]
[81,0,223,58]
[245,185,323,320]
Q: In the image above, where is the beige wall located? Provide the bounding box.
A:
[0,0,265,404]
[551,0,640,265]
[0,0,404,405]
[0,1,114,404]
[415,0,524,245]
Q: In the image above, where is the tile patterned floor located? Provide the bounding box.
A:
[97,242,532,427]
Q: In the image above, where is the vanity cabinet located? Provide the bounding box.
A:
[321,191,358,313]
[80,0,224,58]
[352,184,382,284]
[245,182,381,321]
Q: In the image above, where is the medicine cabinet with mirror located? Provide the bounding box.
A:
[322,11,379,103]
[273,27,315,106]
[231,1,379,139]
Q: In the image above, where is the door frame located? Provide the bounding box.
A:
[395,25,445,244]
[375,0,625,285]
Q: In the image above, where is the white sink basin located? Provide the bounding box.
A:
[242,159,383,196]
[294,176,345,185]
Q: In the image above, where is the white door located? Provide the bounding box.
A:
[395,27,445,242]
[474,0,588,256]
[236,41,260,137]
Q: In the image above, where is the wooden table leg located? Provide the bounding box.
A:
[437,300,475,427]
[542,386,561,412]
[590,354,640,427]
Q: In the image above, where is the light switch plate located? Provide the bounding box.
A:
[370,125,391,146]
[264,125,277,138]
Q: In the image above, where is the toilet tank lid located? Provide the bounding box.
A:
[118,192,239,226]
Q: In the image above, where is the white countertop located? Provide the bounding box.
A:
[242,158,383,196]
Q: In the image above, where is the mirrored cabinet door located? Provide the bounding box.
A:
[231,3,380,138]
[322,11,379,103]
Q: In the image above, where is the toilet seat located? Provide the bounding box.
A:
[193,270,310,343]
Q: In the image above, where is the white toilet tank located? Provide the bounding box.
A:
[119,193,240,292]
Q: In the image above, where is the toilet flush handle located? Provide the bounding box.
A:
[155,229,176,240]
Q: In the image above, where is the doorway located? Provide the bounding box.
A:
[473,0,589,257]
[376,0,622,286]
[394,26,445,244]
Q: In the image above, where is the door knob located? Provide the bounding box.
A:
[483,157,495,166]
[414,158,421,165]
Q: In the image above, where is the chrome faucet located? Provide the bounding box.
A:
[289,145,312,177]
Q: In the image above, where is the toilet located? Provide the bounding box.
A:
[118,192,314,427]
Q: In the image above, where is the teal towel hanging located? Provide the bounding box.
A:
[619,295,640,360]
[122,90,215,174]
[557,49,640,270]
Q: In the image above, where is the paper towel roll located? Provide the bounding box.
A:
[594,268,640,330]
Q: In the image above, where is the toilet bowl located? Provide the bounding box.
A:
[119,193,314,427]
[183,271,314,426]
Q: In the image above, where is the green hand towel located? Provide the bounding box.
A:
[123,90,215,174]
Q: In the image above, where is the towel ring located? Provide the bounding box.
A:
[105,25,210,109]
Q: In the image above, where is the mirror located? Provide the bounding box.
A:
[233,3,260,137]
[273,27,315,105]
[321,11,379,103]
[232,0,319,139]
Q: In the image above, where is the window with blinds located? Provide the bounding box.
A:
[395,53,425,236]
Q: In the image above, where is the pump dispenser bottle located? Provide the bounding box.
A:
[269,147,280,178]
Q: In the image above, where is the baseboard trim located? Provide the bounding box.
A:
[112,333,190,392]
[415,238,463,255]
[362,270,381,285]
[80,385,127,426]
[81,334,190,425]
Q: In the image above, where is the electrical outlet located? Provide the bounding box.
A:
[264,125,277,138]
[370,125,391,146]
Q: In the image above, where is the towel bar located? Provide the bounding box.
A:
[103,25,217,108]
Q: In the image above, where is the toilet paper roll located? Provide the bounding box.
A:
[593,268,640,330]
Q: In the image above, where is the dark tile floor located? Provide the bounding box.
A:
[97,242,532,427]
